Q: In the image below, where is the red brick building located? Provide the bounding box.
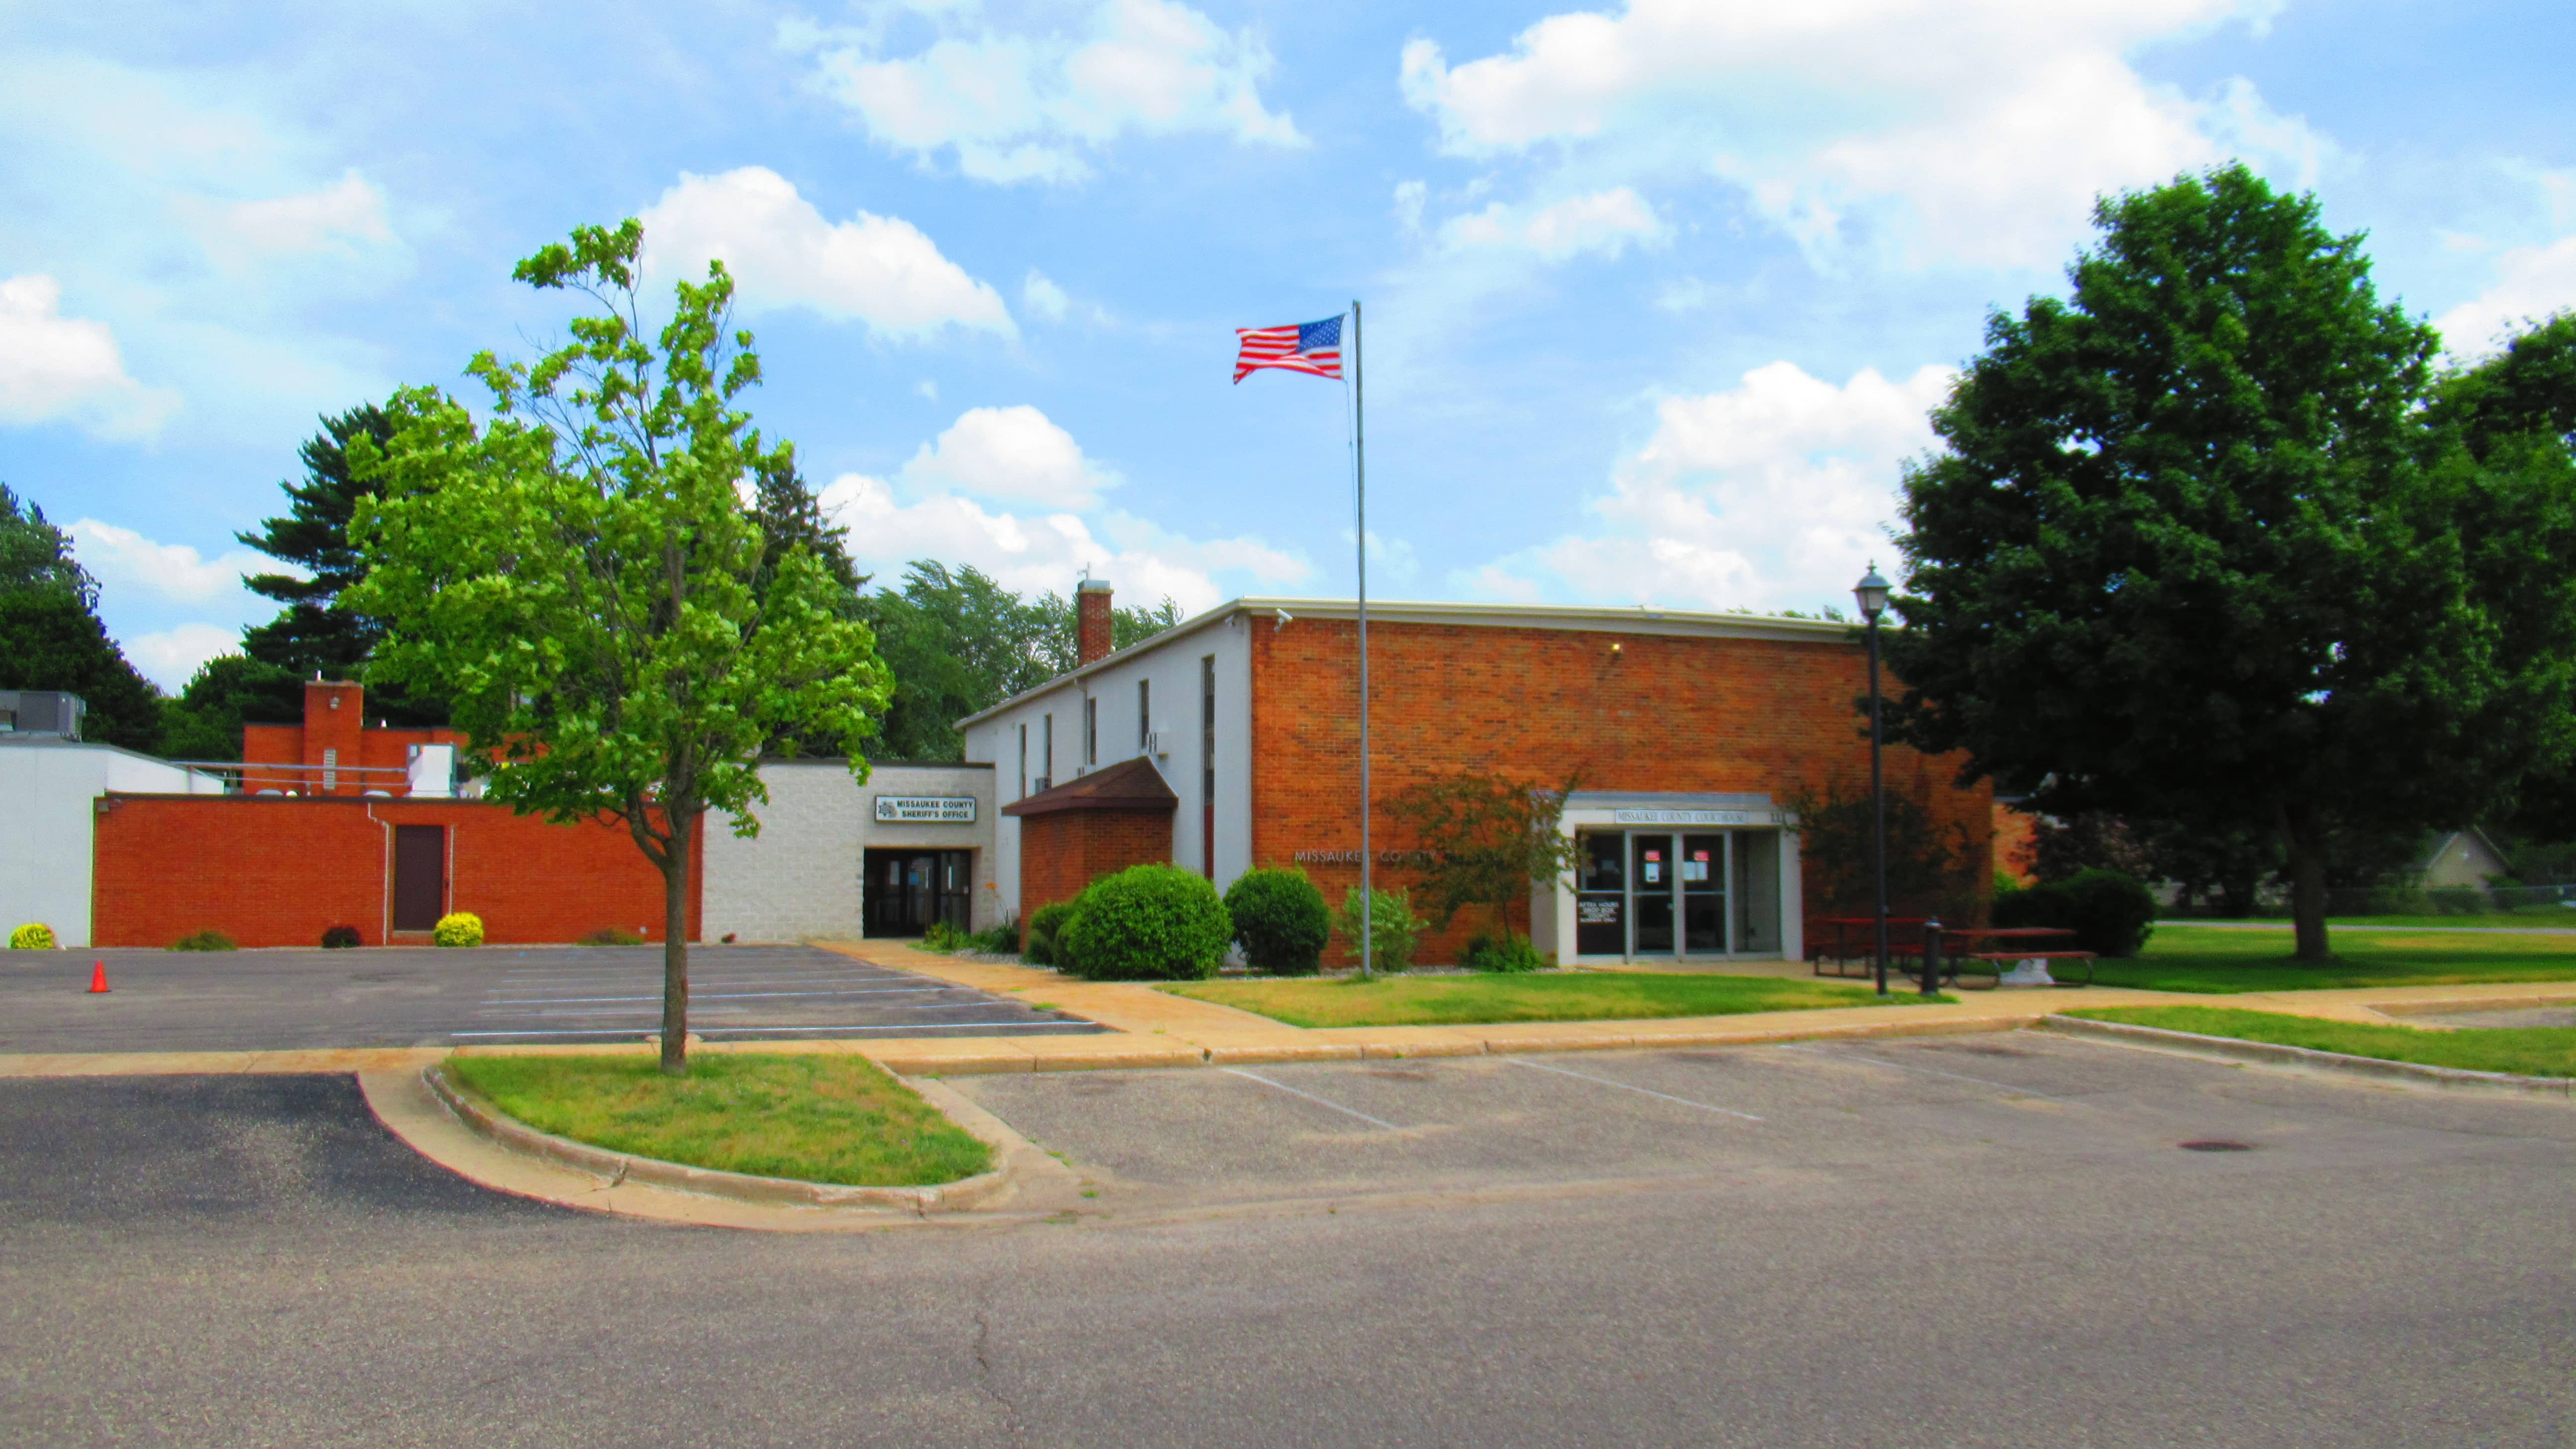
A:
[91,682,697,948]
[964,590,1990,967]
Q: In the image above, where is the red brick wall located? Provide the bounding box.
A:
[1016,808,1174,945]
[1247,618,1991,965]
[91,795,702,949]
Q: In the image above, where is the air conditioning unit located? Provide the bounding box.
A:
[1143,731,1170,758]
[1031,776,1052,792]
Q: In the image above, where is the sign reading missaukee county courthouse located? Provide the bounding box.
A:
[874,795,977,823]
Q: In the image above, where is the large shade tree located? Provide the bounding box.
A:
[1887,166,2576,962]
[346,220,891,1074]
[0,484,164,752]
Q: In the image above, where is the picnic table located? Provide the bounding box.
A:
[1808,915,1930,978]
[1941,926,2095,988]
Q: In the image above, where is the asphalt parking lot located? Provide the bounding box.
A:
[0,944,1100,1051]
[4,1032,2570,1447]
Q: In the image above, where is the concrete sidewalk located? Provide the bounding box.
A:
[5,938,2572,1079]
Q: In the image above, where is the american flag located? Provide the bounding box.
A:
[1233,315,1344,383]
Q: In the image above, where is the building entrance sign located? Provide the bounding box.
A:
[875,795,977,823]
[1611,808,1790,826]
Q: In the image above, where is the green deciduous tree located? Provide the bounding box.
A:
[345,219,892,1075]
[1385,771,1584,947]
[0,484,163,752]
[861,561,1180,760]
[1887,167,2576,962]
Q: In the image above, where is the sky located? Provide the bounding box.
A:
[6,0,2574,691]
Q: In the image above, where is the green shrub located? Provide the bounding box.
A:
[1024,900,1077,967]
[1330,886,1427,973]
[1223,867,1331,974]
[2425,886,2490,916]
[577,926,645,946]
[921,919,971,953]
[1993,869,2157,957]
[171,929,237,952]
[433,912,485,948]
[1461,933,1547,973]
[320,925,362,949]
[1058,864,1232,981]
[9,922,57,950]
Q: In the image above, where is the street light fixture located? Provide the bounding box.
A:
[1854,564,1891,997]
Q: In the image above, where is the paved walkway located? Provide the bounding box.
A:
[4,938,2571,1079]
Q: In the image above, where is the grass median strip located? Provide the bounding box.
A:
[443,1051,992,1187]
[2089,925,2576,994]
[2069,1005,2576,1078]
[1162,972,1940,1029]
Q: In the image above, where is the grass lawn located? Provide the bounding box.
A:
[444,1051,991,1187]
[2069,1005,2576,1078]
[2176,913,2576,931]
[2086,924,2576,994]
[1162,972,1940,1029]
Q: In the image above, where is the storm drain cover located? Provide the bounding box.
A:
[2178,1139,2254,1152]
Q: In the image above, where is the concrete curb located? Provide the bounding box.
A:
[2038,1015,2576,1100]
[422,1064,1017,1214]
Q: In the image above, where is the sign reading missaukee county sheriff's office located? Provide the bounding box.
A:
[874,795,977,824]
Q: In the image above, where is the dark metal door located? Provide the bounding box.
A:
[392,825,445,931]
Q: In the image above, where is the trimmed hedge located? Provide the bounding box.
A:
[433,912,485,948]
[1993,868,2157,957]
[1024,900,1077,967]
[321,925,362,949]
[171,929,237,952]
[1059,864,1232,981]
[1224,867,1331,975]
[9,922,57,950]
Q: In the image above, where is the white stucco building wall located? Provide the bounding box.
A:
[701,760,996,943]
[0,736,221,949]
[960,608,1254,921]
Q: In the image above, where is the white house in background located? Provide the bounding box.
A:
[2417,828,2512,890]
[0,732,225,949]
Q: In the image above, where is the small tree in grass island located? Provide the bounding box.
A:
[346,220,892,1074]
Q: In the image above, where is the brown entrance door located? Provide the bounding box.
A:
[393,825,445,931]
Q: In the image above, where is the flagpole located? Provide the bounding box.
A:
[1353,299,1370,979]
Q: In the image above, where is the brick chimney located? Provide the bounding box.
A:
[302,678,366,795]
[1076,579,1114,665]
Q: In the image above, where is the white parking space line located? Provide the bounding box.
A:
[1775,1044,2060,1100]
[1505,1057,1764,1122]
[1220,1068,1405,1131]
[451,1020,1100,1039]
[484,988,959,1004]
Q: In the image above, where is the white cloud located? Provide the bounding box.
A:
[818,474,1305,613]
[802,0,1302,184]
[1442,187,1669,262]
[67,518,275,605]
[899,405,1118,508]
[638,167,1013,337]
[0,275,177,438]
[1459,360,1952,610]
[2435,235,2576,355]
[1401,0,2316,269]
[1022,269,1071,322]
[201,170,392,256]
[125,624,243,694]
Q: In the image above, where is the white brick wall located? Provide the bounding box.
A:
[701,761,997,943]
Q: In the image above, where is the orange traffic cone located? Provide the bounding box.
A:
[88,961,109,994]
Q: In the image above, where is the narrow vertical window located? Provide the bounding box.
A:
[1137,678,1151,752]
[1017,723,1027,798]
[1043,714,1053,788]
[1201,654,1216,878]
[1084,697,1098,766]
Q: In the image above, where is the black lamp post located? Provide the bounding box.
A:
[1853,565,1892,997]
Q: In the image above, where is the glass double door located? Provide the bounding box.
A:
[1576,830,1783,959]
[863,849,974,937]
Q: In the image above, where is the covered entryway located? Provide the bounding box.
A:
[863,849,975,938]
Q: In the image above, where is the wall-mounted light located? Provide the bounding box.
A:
[1610,641,1623,655]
